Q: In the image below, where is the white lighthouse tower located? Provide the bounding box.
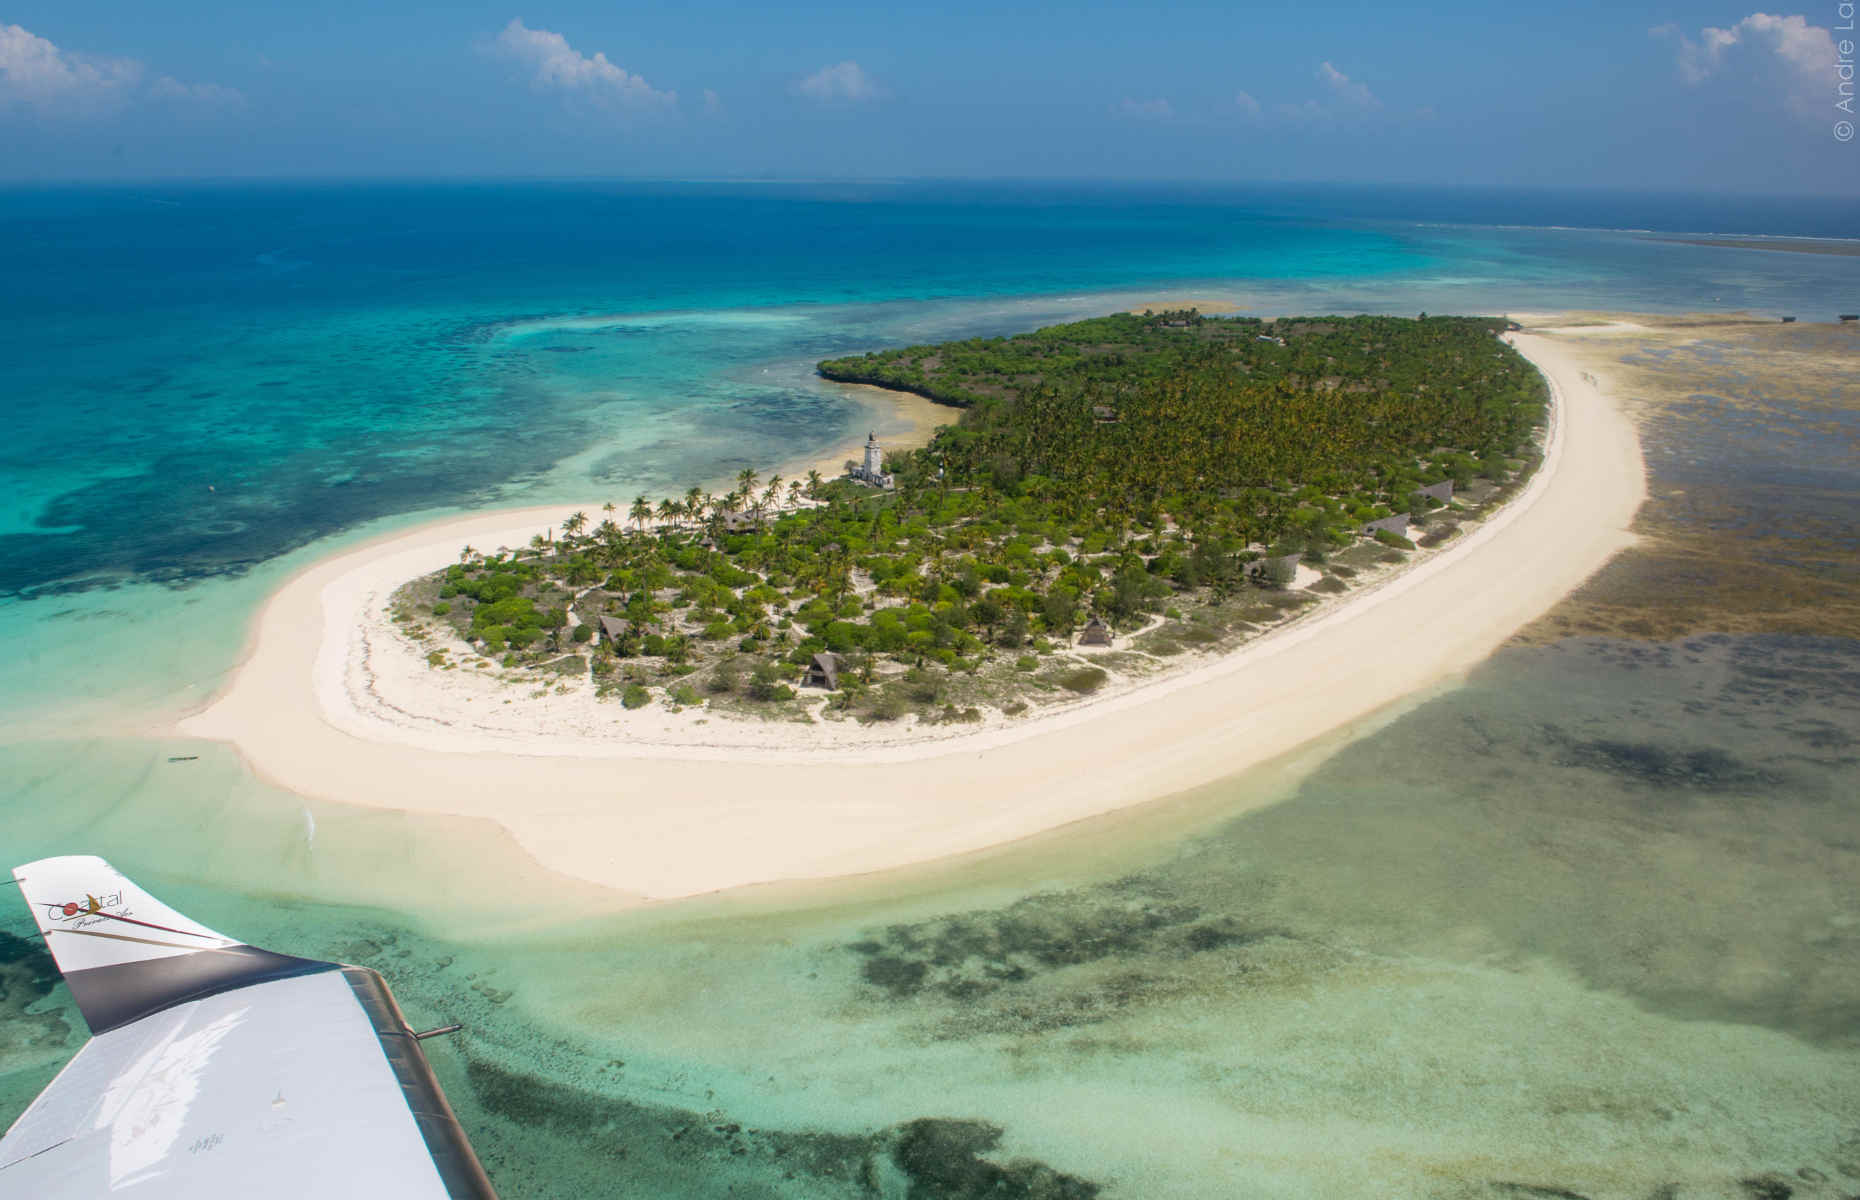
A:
[851,432,894,488]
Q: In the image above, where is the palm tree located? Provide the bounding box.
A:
[562,511,588,540]
[459,544,476,563]
[602,501,616,522]
[787,480,802,507]
[656,498,680,527]
[736,467,760,500]
[629,495,652,532]
[805,469,823,499]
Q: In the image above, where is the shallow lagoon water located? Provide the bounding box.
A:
[8,635,1854,1197]
[3,184,1859,1195]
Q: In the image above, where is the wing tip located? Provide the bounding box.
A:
[8,854,334,1035]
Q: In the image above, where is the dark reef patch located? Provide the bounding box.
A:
[1489,1184,1594,1200]
[891,1119,1099,1199]
[1548,732,1780,790]
[460,1054,1099,1200]
[846,882,1293,1006]
[839,875,1308,1039]
[0,930,60,1007]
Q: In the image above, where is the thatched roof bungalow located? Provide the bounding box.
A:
[1078,617,1113,647]
[801,652,843,690]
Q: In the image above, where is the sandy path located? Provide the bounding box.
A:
[181,330,1644,900]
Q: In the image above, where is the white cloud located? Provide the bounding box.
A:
[1655,12,1837,118]
[701,88,723,115]
[1317,61,1380,110]
[493,19,676,111]
[0,23,138,111]
[1118,97,1173,120]
[795,60,879,103]
[1247,62,1391,124]
[0,23,238,117]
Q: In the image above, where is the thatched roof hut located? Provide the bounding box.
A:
[801,652,843,690]
[1078,617,1113,647]
[597,615,629,644]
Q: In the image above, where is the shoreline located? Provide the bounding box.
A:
[180,322,1646,900]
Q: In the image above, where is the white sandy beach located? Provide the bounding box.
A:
[181,325,1645,900]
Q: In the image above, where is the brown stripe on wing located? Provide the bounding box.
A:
[83,909,226,941]
[50,927,241,953]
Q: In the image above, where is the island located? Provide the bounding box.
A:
[180,308,1644,899]
[384,311,1549,732]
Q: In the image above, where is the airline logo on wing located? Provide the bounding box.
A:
[40,890,223,942]
[44,891,123,923]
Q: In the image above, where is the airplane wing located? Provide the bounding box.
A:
[0,856,496,1198]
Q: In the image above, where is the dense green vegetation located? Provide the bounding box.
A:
[820,311,1541,548]
[396,311,1545,726]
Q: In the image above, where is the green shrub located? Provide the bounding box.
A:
[747,663,794,702]
[862,692,908,722]
[571,623,593,643]
[904,668,942,704]
[1418,525,1459,549]
[669,684,702,707]
[1373,529,1416,550]
[431,601,451,616]
[1057,666,1108,694]
[622,684,651,709]
[1015,655,1040,672]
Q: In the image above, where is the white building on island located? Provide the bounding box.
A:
[848,432,895,489]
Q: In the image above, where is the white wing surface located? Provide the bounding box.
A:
[1,856,496,1198]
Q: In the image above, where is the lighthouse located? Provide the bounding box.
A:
[849,432,895,489]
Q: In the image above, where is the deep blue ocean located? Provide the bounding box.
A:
[1,182,1853,605]
[2,183,1858,1197]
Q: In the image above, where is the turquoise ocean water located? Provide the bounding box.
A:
[2,183,1858,1195]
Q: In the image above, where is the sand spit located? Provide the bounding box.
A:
[181,323,1645,900]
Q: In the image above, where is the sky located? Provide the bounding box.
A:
[1,1,1856,193]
